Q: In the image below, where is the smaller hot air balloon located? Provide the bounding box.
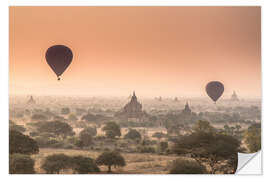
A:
[206,81,224,103]
[45,45,73,81]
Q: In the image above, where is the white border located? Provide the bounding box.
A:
[2,0,269,179]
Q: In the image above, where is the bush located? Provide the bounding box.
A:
[137,145,156,153]
[152,132,166,139]
[31,114,48,121]
[9,130,39,155]
[141,139,157,146]
[81,113,98,122]
[35,137,65,148]
[124,129,141,140]
[169,158,206,174]
[9,154,35,174]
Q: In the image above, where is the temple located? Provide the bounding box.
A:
[115,91,147,121]
[27,95,36,105]
[182,102,191,115]
[231,91,239,101]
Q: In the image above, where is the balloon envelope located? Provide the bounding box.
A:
[206,81,224,102]
[45,45,73,79]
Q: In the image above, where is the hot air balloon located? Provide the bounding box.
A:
[206,81,224,103]
[45,45,73,80]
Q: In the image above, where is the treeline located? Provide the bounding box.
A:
[9,118,261,174]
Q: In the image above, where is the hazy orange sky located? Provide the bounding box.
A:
[9,7,261,98]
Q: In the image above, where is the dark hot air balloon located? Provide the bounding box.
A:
[45,45,73,80]
[206,81,224,103]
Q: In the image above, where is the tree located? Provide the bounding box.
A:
[41,154,72,174]
[193,120,215,133]
[71,156,100,174]
[77,127,97,147]
[9,154,35,174]
[61,107,70,115]
[42,154,100,174]
[235,125,242,133]
[36,120,75,138]
[96,151,126,172]
[102,122,121,139]
[173,132,240,173]
[9,130,39,155]
[169,158,206,174]
[124,129,141,140]
[245,123,261,152]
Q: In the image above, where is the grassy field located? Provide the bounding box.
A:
[32,148,181,174]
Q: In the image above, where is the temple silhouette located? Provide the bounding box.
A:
[115,91,148,121]
[231,91,239,101]
[27,95,36,105]
[182,102,191,115]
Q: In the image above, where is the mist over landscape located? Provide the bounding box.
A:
[9,6,261,174]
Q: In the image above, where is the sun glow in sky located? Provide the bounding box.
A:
[9,7,261,98]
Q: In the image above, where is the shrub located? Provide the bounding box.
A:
[141,138,157,146]
[124,129,141,140]
[152,132,166,140]
[31,114,48,121]
[9,154,35,174]
[169,158,206,174]
[35,137,66,148]
[137,145,156,153]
